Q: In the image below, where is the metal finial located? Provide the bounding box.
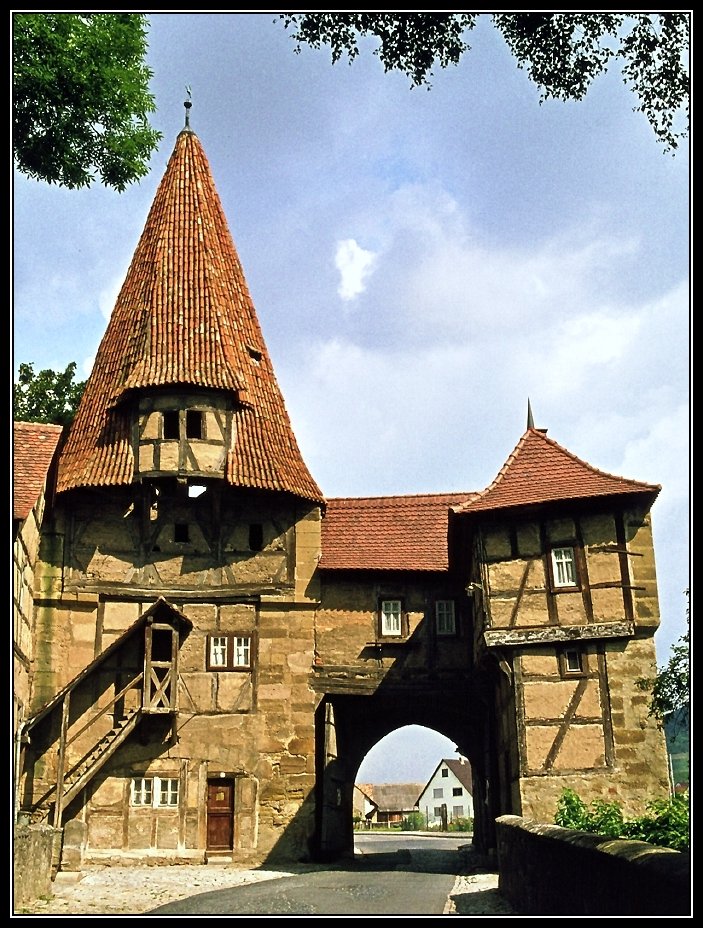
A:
[184,86,192,129]
[527,398,534,430]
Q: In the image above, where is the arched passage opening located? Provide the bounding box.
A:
[354,725,473,833]
[312,687,488,861]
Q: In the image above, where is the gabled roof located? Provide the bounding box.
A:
[13,422,63,521]
[443,758,473,792]
[417,757,473,802]
[56,125,323,504]
[370,783,424,813]
[454,428,660,515]
[320,492,476,571]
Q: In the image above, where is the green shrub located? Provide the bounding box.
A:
[555,788,689,851]
[448,817,473,832]
[400,811,426,831]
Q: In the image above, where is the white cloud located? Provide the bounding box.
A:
[334,239,377,301]
[98,274,126,321]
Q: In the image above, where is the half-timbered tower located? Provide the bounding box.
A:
[14,112,670,870]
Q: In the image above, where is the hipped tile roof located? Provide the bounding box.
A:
[13,422,63,521]
[453,427,660,515]
[320,492,475,571]
[56,127,323,503]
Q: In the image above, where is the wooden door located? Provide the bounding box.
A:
[207,779,234,850]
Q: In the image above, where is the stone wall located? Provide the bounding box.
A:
[496,814,690,916]
[13,822,60,910]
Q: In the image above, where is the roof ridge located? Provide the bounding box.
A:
[327,491,477,503]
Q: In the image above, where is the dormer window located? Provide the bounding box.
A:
[163,411,179,440]
[162,409,205,440]
[186,410,203,439]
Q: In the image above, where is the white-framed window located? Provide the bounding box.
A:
[131,777,179,808]
[433,806,443,817]
[207,634,252,670]
[559,646,585,677]
[435,600,456,635]
[380,599,403,637]
[441,768,448,778]
[131,777,153,806]
[158,778,180,807]
[551,546,577,587]
[452,805,464,819]
[453,787,463,796]
[433,788,444,799]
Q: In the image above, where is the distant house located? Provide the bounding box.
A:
[417,758,473,827]
[359,783,424,826]
[353,783,377,824]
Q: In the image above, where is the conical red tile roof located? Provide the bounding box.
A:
[56,127,323,503]
[454,428,660,514]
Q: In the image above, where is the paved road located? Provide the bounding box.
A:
[147,834,465,916]
[17,833,516,917]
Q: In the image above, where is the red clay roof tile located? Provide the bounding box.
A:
[13,422,64,521]
[454,427,660,514]
[56,128,323,503]
[320,492,476,571]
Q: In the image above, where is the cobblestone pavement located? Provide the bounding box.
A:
[14,851,515,917]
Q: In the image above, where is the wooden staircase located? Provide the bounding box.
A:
[29,703,143,825]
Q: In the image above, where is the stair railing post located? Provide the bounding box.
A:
[53,691,70,828]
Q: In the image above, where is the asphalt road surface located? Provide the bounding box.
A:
[146,834,464,916]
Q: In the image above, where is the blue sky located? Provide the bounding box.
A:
[12,13,690,785]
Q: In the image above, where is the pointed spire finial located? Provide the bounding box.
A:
[184,86,192,129]
[527,398,535,430]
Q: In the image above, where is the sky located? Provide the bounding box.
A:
[12,13,690,785]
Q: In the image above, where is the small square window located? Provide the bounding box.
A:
[174,523,190,543]
[453,787,463,796]
[433,788,443,799]
[248,523,264,551]
[207,634,252,671]
[441,768,448,778]
[131,777,153,806]
[452,805,464,819]
[436,600,456,635]
[559,646,585,677]
[434,807,443,817]
[551,547,577,588]
[158,778,180,807]
[380,599,403,637]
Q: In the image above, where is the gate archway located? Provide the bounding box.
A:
[312,676,505,860]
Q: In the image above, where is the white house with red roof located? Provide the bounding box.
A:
[417,758,474,828]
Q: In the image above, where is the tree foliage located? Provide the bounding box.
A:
[278,13,690,151]
[13,13,161,191]
[14,362,86,428]
[637,591,690,725]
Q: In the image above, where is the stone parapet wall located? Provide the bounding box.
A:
[496,814,690,916]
